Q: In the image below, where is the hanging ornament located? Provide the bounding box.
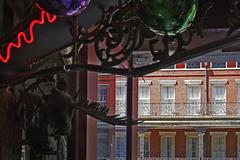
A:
[139,0,198,36]
[35,0,91,16]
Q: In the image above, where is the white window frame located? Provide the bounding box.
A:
[236,132,240,158]
[185,81,202,115]
[210,132,227,159]
[138,132,151,158]
[159,132,176,158]
[160,82,176,115]
[116,81,126,116]
[97,84,109,106]
[210,80,227,115]
[138,80,151,116]
[185,132,199,158]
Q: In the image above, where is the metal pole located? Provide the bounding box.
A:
[126,56,133,160]
[204,62,209,115]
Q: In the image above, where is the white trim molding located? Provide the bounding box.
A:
[159,80,177,85]
[210,79,228,85]
[210,132,228,136]
[116,80,126,86]
[184,80,202,85]
[184,132,198,136]
[159,132,176,136]
[139,80,152,86]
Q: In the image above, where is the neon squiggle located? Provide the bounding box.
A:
[0,10,57,63]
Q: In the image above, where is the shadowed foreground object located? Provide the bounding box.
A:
[34,0,91,16]
[139,0,197,35]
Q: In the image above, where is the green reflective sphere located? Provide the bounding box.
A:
[139,0,197,36]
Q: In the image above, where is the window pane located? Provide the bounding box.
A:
[115,135,126,158]
[187,62,200,69]
[213,136,225,158]
[96,132,109,158]
[162,136,174,157]
[187,136,199,158]
[212,62,226,68]
[116,85,126,116]
[212,85,226,115]
[139,85,150,115]
[97,86,108,106]
[161,86,175,115]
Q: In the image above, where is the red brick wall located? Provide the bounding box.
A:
[149,129,161,157]
[146,128,240,158]
[175,130,186,157]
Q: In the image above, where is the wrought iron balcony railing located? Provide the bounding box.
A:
[115,102,240,117]
[137,158,240,160]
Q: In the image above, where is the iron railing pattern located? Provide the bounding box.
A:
[115,102,240,117]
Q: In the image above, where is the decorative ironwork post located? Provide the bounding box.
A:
[0,0,3,36]
[127,56,134,160]
[67,16,87,160]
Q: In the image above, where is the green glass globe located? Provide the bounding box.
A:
[139,0,197,36]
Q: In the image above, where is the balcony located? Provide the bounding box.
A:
[113,102,240,127]
[137,158,240,160]
[137,102,240,117]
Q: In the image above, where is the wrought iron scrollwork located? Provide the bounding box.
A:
[227,0,240,36]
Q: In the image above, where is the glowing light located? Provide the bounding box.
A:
[0,10,57,63]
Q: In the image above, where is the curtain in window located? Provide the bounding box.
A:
[213,136,225,158]
[187,86,200,115]
[212,86,226,101]
[161,86,175,115]
[138,85,150,115]
[161,137,174,158]
[116,85,126,116]
[187,136,199,158]
[212,85,226,115]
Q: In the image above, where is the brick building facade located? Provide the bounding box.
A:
[96,50,240,159]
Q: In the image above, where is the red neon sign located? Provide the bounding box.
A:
[0,10,57,63]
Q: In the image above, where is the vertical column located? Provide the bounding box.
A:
[138,133,145,158]
[86,44,98,160]
[196,127,207,159]
[198,133,204,158]
[126,75,133,160]
[132,78,138,160]
[67,45,88,160]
